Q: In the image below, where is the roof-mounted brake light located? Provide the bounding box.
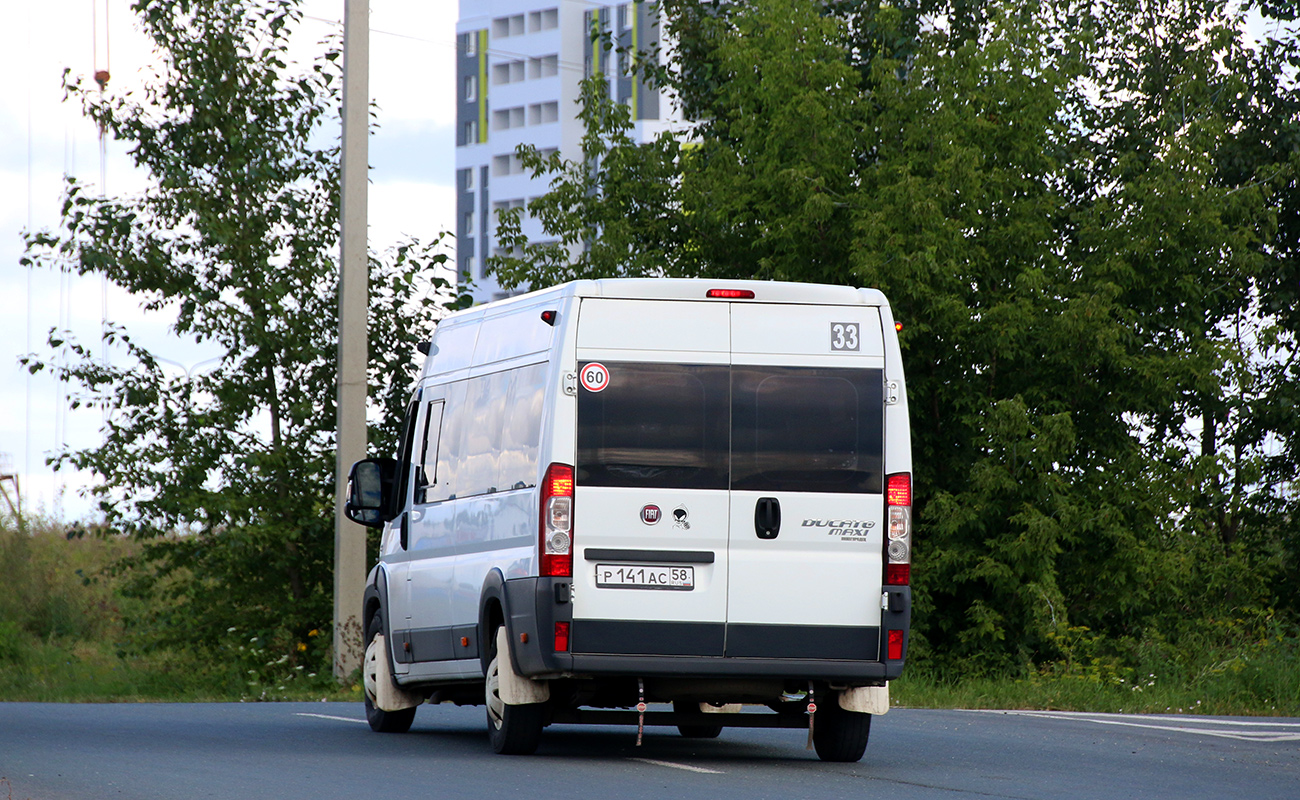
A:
[706,289,756,299]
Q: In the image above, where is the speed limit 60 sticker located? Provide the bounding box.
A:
[580,362,610,392]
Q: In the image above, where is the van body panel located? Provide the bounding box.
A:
[572,486,730,637]
[726,489,883,630]
[577,298,730,354]
[724,303,888,650]
[400,498,457,649]
[729,303,884,361]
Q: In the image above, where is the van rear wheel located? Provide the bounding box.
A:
[673,701,723,739]
[812,695,871,762]
[485,625,546,755]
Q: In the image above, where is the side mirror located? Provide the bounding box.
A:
[345,457,399,528]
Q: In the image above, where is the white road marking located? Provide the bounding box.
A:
[630,757,724,774]
[974,710,1300,742]
[295,713,370,725]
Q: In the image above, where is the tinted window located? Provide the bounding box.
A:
[458,369,510,497]
[430,381,468,502]
[498,363,547,491]
[731,366,884,493]
[421,364,546,504]
[577,363,729,489]
[393,400,420,514]
[414,400,445,505]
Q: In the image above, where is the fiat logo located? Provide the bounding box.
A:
[640,505,662,525]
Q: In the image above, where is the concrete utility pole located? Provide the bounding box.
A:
[334,0,369,682]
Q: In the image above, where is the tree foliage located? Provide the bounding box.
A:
[20,0,462,681]
[491,0,1300,676]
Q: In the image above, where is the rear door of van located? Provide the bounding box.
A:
[571,299,732,656]
[725,303,886,660]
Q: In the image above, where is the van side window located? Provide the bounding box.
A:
[576,362,729,489]
[430,382,468,502]
[393,399,421,515]
[731,366,884,494]
[459,370,510,495]
[498,362,547,490]
[414,400,445,505]
[423,363,548,503]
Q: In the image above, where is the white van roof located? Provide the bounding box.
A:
[420,279,894,379]
[443,279,890,322]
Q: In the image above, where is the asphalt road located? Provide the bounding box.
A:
[1,702,1297,799]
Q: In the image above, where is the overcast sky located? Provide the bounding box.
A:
[1,1,458,521]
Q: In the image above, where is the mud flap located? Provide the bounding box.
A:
[496,627,550,705]
[838,684,889,715]
[368,634,424,712]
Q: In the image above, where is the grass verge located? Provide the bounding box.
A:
[3,515,1296,713]
[892,635,1300,717]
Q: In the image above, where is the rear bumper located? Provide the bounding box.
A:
[565,652,900,682]
[502,577,910,683]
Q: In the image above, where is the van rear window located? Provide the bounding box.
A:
[576,363,729,490]
[577,362,884,494]
[730,366,884,494]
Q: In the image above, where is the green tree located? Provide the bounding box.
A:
[20,0,460,683]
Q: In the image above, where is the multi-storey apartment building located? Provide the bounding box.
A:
[455,1,678,302]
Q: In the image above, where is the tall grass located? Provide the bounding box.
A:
[0,515,350,702]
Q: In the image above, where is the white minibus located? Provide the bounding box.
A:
[345,278,913,761]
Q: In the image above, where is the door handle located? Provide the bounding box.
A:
[755,497,781,540]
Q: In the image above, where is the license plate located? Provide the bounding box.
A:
[595,564,694,590]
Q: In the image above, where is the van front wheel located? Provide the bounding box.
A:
[485,626,545,754]
[363,616,416,734]
[812,696,871,762]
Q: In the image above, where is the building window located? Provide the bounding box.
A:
[493,14,525,38]
[465,32,476,57]
[464,211,475,236]
[464,120,478,144]
[528,55,559,80]
[492,153,523,177]
[528,10,561,34]
[464,75,477,102]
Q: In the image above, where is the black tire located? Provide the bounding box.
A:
[363,615,417,734]
[812,695,871,762]
[485,626,546,755]
[673,701,723,739]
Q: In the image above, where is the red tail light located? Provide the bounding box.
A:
[540,463,574,577]
[887,473,912,506]
[888,629,905,660]
[885,473,912,586]
[554,622,570,652]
